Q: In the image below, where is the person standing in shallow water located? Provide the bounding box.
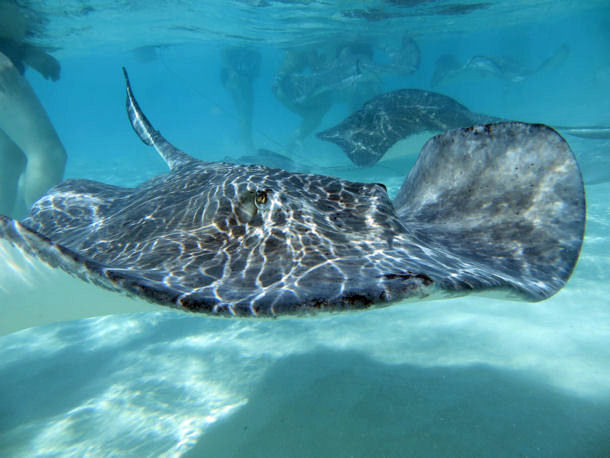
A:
[271,41,387,152]
[220,46,262,153]
[272,46,335,152]
[0,3,67,220]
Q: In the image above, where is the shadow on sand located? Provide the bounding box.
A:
[187,349,610,458]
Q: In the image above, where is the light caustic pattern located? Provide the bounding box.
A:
[21,162,437,315]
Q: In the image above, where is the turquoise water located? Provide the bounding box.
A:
[1,1,609,456]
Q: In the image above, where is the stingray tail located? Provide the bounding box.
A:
[122,67,193,169]
[394,122,585,301]
[534,43,570,75]
[553,125,610,140]
[430,54,461,87]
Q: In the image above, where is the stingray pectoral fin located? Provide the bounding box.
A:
[0,216,179,336]
[394,122,585,301]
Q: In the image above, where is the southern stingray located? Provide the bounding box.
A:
[317,89,502,167]
[430,45,570,87]
[0,69,585,332]
[317,88,610,167]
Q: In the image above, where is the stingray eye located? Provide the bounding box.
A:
[255,190,269,206]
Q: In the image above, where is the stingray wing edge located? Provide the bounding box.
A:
[0,216,186,310]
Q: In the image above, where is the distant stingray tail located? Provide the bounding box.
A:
[122,67,193,169]
[553,125,610,140]
[534,43,570,75]
[430,54,461,87]
[394,122,585,301]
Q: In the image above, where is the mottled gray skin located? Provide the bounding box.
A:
[224,148,306,173]
[317,89,501,167]
[0,71,586,317]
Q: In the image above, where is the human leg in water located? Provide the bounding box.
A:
[0,52,66,218]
